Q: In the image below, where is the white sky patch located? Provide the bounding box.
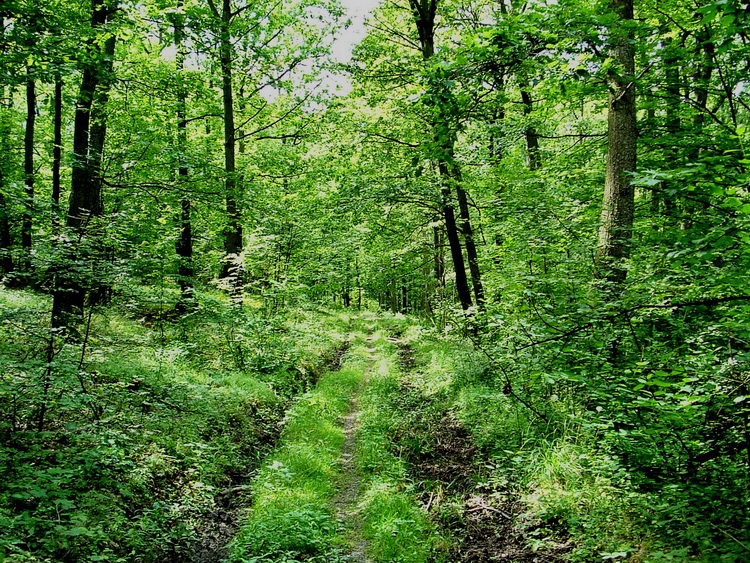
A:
[157,0,381,99]
[320,0,381,96]
[332,0,382,63]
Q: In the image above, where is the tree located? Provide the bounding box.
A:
[595,0,637,284]
[52,0,118,327]
[172,0,196,310]
[408,0,477,311]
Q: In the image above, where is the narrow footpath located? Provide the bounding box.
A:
[331,335,377,563]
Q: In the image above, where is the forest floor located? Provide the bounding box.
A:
[2,291,743,562]
[228,317,571,562]
[330,335,376,563]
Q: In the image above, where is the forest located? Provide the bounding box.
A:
[1,0,749,561]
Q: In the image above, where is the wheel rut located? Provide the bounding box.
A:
[332,337,377,563]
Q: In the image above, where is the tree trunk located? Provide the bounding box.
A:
[692,27,714,130]
[173,1,195,311]
[21,72,35,273]
[51,74,63,230]
[652,40,680,223]
[438,171,473,310]
[488,92,505,164]
[213,0,243,302]
[52,0,116,328]
[454,174,485,307]
[680,29,714,230]
[409,0,474,311]
[595,0,637,284]
[520,81,541,170]
[433,222,444,285]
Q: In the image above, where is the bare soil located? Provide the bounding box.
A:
[390,340,571,563]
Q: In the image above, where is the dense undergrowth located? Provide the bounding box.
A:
[2,290,749,562]
[391,316,750,562]
[0,287,348,563]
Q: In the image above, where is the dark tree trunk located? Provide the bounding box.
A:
[692,27,714,130]
[52,74,63,229]
[438,172,473,310]
[488,93,505,163]
[520,82,541,170]
[21,73,35,272]
[52,0,116,328]
[409,0,474,311]
[173,1,195,311]
[79,32,115,308]
[680,28,714,230]
[212,0,243,302]
[652,40,680,222]
[596,0,637,284]
[454,175,484,307]
[433,222,444,285]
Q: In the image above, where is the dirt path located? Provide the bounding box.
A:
[331,338,376,563]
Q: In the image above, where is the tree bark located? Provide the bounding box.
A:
[452,168,484,307]
[652,39,680,222]
[438,166,473,310]
[433,222,444,285]
[211,0,243,302]
[596,0,637,284]
[519,81,541,170]
[21,72,35,272]
[409,0,475,311]
[173,1,195,310]
[52,0,117,328]
[680,28,714,230]
[51,74,63,230]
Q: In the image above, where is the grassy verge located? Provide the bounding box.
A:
[228,342,364,562]
[0,287,348,563]
[355,331,445,563]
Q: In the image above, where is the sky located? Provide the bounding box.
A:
[331,0,382,63]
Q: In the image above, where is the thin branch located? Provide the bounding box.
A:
[365,132,421,148]
[466,333,550,422]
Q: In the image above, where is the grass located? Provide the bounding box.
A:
[228,360,362,562]
[0,287,348,563]
[354,333,445,563]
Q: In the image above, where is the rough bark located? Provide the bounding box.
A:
[52,0,116,328]
[173,1,195,310]
[21,72,35,270]
[596,0,637,284]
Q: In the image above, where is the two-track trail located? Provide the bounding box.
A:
[227,321,437,562]
[228,315,571,563]
[331,334,377,563]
